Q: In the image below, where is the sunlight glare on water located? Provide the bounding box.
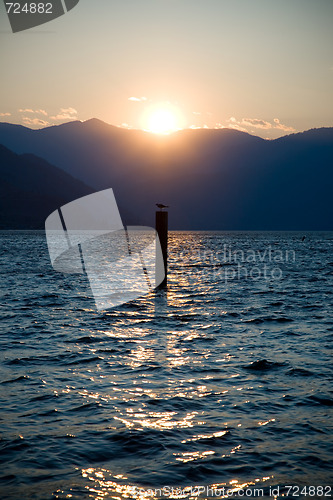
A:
[0,231,332,499]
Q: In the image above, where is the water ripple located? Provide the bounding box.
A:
[0,231,332,498]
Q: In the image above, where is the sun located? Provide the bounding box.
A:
[142,104,184,134]
[148,109,178,134]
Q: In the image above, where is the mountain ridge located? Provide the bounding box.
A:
[0,120,332,230]
[0,144,94,229]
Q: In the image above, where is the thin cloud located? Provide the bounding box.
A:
[18,107,79,127]
[226,117,248,132]
[49,108,78,121]
[227,116,295,134]
[189,124,209,129]
[273,118,295,132]
[214,123,226,129]
[128,97,148,102]
[22,117,49,127]
[0,112,11,117]
[50,114,77,121]
[60,107,77,115]
[119,123,133,129]
[228,123,248,133]
[19,108,48,115]
[241,118,272,129]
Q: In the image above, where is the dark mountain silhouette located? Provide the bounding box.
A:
[0,120,332,229]
[0,144,94,229]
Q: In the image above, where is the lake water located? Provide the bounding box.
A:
[0,231,333,499]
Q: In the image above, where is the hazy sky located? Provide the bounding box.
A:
[1,0,332,138]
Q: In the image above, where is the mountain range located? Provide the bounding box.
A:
[0,144,93,229]
[0,119,332,230]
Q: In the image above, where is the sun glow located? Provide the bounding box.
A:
[142,104,184,134]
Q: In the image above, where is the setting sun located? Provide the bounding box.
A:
[142,104,184,134]
[148,109,177,134]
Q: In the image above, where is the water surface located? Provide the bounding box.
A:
[0,231,332,499]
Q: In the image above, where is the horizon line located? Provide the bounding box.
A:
[1,118,332,141]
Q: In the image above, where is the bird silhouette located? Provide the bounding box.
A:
[156,203,169,210]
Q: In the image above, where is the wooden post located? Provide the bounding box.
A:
[155,210,168,288]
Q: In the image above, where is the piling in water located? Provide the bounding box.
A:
[155,210,168,288]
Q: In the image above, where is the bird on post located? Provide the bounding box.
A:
[156,203,169,211]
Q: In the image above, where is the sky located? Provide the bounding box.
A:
[0,0,332,139]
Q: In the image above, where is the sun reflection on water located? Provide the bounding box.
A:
[78,468,272,500]
[114,409,200,430]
